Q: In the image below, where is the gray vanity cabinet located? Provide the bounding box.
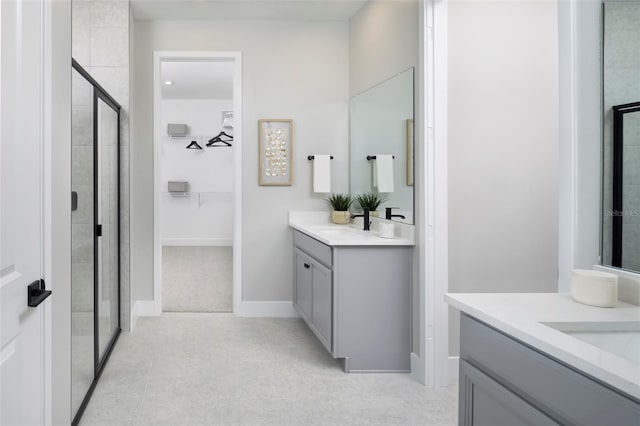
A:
[292,229,412,372]
[459,360,558,426]
[294,247,332,352]
[458,313,640,426]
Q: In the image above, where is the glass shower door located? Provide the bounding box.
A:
[96,95,120,361]
[71,66,95,417]
[71,59,121,425]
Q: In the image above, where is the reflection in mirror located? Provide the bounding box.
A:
[602,1,640,273]
[350,68,414,224]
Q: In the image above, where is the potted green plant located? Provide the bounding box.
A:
[327,193,354,224]
[355,192,387,217]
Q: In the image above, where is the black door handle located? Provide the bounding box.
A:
[71,191,78,211]
[304,263,310,269]
[28,279,52,307]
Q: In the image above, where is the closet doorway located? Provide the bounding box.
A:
[153,52,242,313]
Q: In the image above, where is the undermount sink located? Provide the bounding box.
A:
[542,321,640,366]
[309,225,380,239]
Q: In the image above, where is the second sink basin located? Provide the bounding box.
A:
[542,321,640,367]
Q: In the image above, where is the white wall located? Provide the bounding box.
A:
[160,98,234,245]
[131,20,350,301]
[349,0,419,97]
[447,0,559,355]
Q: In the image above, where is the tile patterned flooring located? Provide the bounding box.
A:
[162,246,233,312]
[79,314,458,426]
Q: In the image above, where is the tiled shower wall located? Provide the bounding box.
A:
[72,0,131,330]
[603,2,640,273]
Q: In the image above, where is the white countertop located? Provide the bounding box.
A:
[446,293,640,400]
[289,211,415,246]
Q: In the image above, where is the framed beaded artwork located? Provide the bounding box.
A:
[258,119,293,186]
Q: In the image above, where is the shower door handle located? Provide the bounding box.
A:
[71,191,78,211]
[96,224,102,237]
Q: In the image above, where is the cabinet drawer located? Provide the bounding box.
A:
[293,230,332,268]
[460,314,640,425]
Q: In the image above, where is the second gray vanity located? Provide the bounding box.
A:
[290,218,414,372]
[446,293,640,426]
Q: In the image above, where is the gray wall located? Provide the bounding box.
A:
[348,0,419,353]
[72,0,131,330]
[131,20,350,302]
[447,0,560,355]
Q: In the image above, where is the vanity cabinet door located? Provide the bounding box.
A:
[459,360,558,426]
[310,261,332,353]
[294,249,312,321]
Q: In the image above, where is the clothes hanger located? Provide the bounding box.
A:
[186,140,203,150]
[208,131,234,142]
[206,136,232,147]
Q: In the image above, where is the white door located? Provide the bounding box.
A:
[0,0,47,425]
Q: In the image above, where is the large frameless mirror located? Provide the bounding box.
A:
[349,68,415,224]
[601,1,640,273]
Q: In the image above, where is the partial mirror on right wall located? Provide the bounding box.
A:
[602,1,640,273]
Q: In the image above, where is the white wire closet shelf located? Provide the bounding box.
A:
[164,191,233,207]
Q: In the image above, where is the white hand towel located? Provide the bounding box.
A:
[313,155,331,193]
[374,155,394,192]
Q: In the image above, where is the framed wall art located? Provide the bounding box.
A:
[258,119,293,186]
[406,118,414,186]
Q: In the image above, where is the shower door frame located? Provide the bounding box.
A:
[71,59,122,426]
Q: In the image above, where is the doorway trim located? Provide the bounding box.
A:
[152,51,242,315]
[412,0,450,388]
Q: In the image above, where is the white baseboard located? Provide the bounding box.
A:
[130,300,161,331]
[132,300,297,324]
[235,301,300,318]
[409,353,459,387]
[130,302,139,331]
[162,238,232,246]
[449,356,459,385]
[410,352,425,384]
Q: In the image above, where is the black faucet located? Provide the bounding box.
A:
[385,207,406,220]
[351,208,371,231]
